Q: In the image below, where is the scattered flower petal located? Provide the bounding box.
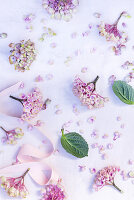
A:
[35,75,44,82]
[79,165,86,172]
[113,131,121,141]
[91,143,98,148]
[90,168,96,174]
[0,33,7,39]
[108,75,116,85]
[93,12,101,18]
[87,116,96,124]
[81,67,88,73]
[128,171,134,178]
[107,143,113,149]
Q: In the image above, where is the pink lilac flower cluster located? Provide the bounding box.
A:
[98,12,128,55]
[0,126,24,145]
[9,39,36,72]
[93,166,123,193]
[42,0,79,21]
[10,88,50,121]
[0,169,30,198]
[41,180,66,200]
[73,76,109,109]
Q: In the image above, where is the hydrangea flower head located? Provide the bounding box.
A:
[41,179,66,200]
[42,0,79,21]
[0,168,30,198]
[10,88,51,121]
[9,39,36,72]
[93,166,123,193]
[73,76,109,109]
[98,12,128,55]
[0,126,24,145]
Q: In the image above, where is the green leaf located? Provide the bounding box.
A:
[112,80,134,105]
[61,129,89,158]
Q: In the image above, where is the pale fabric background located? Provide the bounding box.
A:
[0,0,134,200]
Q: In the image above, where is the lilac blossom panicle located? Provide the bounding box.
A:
[42,0,79,21]
[9,39,36,72]
[0,126,24,145]
[9,88,51,121]
[73,76,109,109]
[0,168,30,198]
[93,166,123,193]
[41,179,66,200]
[98,12,128,55]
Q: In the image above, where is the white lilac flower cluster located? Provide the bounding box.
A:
[42,0,79,21]
[9,39,36,72]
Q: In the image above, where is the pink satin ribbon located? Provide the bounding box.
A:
[0,82,56,186]
[0,144,54,185]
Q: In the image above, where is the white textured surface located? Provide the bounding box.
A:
[0,0,134,200]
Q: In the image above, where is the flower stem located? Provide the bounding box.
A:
[22,168,30,178]
[87,75,99,86]
[9,95,24,105]
[42,98,51,110]
[0,126,7,133]
[113,182,123,193]
[114,11,126,26]
[92,76,99,84]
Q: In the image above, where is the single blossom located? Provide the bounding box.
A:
[73,76,109,109]
[0,126,24,145]
[41,180,66,200]
[23,13,35,23]
[42,0,79,21]
[125,72,134,83]
[9,88,51,121]
[0,33,7,39]
[98,12,128,55]
[93,166,123,193]
[9,39,36,72]
[0,168,30,198]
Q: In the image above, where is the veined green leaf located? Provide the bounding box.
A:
[61,129,89,158]
[112,80,134,105]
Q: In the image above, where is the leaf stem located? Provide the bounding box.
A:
[61,129,64,137]
[9,95,24,105]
